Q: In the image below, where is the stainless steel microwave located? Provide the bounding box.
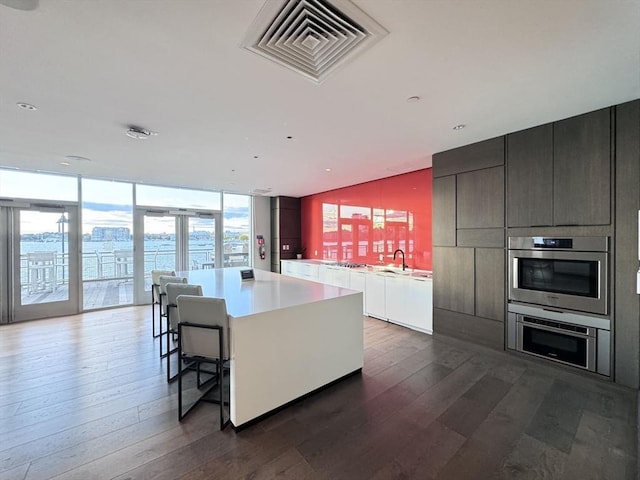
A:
[508,236,609,316]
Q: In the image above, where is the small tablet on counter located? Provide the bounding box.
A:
[240,269,255,281]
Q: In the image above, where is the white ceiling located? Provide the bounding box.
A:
[0,0,638,198]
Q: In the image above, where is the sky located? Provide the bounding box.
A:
[2,169,250,235]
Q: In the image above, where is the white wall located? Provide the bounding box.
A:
[251,196,271,271]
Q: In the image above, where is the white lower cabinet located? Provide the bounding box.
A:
[367,273,432,334]
[364,273,386,319]
[317,265,333,285]
[299,263,319,281]
[387,276,432,334]
[349,270,367,311]
[280,260,296,277]
[280,260,318,281]
[318,265,350,288]
[384,275,407,323]
[282,261,432,334]
[332,268,350,288]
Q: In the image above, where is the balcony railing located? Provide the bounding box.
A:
[19,247,249,288]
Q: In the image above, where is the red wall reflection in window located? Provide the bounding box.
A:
[301,168,433,270]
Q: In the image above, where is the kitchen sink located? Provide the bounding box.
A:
[413,273,433,278]
[376,268,410,275]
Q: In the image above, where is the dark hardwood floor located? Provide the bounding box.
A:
[0,307,636,479]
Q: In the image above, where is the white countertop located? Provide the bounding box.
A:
[282,259,433,279]
[178,267,360,318]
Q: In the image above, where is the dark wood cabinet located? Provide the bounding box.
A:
[433,137,504,177]
[433,246,474,315]
[433,137,505,348]
[507,109,611,227]
[270,196,301,272]
[553,108,611,226]
[614,100,640,388]
[475,248,504,322]
[432,176,456,246]
[507,124,553,227]
[432,101,625,377]
[457,166,504,229]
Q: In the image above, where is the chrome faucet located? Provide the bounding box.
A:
[393,249,407,271]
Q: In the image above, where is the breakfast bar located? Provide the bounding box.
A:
[179,267,363,428]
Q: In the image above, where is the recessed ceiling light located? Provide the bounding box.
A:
[325,168,332,172]
[125,126,157,139]
[406,96,420,103]
[253,155,259,159]
[17,102,37,111]
[60,161,71,166]
[453,124,466,130]
[286,136,293,140]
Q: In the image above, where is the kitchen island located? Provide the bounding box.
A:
[178,267,363,428]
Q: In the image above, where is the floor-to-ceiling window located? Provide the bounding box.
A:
[223,193,251,267]
[1,168,256,322]
[81,178,134,310]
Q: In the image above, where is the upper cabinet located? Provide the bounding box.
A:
[553,108,611,226]
[433,136,505,240]
[507,108,612,227]
[433,137,504,177]
[457,166,504,229]
[432,175,456,246]
[507,124,553,227]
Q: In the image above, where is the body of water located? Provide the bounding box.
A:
[19,240,221,281]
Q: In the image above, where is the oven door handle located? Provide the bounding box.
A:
[518,319,596,339]
[542,306,564,314]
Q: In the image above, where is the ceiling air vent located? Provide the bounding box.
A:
[242,0,388,83]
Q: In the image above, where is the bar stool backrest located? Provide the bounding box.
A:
[158,275,187,314]
[166,283,203,330]
[177,295,230,360]
[151,270,175,302]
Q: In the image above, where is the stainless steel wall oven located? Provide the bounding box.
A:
[508,236,608,316]
[507,304,610,376]
[507,236,611,376]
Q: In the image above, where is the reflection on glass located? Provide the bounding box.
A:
[386,209,407,222]
[340,223,352,260]
[340,205,370,219]
[323,203,338,260]
[358,224,369,257]
[322,203,415,265]
[373,208,385,255]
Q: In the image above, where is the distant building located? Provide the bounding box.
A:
[91,227,131,241]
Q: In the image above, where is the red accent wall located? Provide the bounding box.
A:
[301,168,433,270]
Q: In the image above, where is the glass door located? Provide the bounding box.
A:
[134,209,221,304]
[188,214,218,270]
[143,211,179,274]
[5,204,80,322]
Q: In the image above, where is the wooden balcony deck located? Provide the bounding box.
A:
[20,280,134,310]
